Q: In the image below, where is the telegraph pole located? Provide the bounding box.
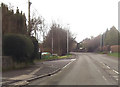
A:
[67,24,69,54]
[28,0,31,36]
[67,30,69,54]
[52,29,53,54]
[100,34,103,52]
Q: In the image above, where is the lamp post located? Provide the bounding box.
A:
[52,29,53,54]
[67,24,69,54]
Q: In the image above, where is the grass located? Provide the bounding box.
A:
[34,54,72,62]
[98,51,107,54]
[58,54,72,59]
[98,51,120,58]
[108,52,120,58]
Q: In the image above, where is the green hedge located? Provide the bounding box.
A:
[31,36,39,59]
[3,34,34,63]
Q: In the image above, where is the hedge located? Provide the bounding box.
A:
[3,33,34,63]
[31,36,39,59]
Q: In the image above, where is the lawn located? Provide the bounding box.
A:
[34,54,72,62]
[108,53,120,58]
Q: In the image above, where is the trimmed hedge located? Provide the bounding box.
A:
[31,36,39,59]
[3,34,34,63]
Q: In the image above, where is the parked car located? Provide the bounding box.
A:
[41,52,51,59]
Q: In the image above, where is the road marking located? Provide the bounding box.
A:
[29,67,42,75]
[62,59,76,69]
[71,59,76,61]
[100,62,118,75]
[113,76,118,78]
[102,63,106,66]
[50,59,76,76]
[102,76,107,81]
[112,70,119,74]
[106,66,110,69]
[62,62,72,69]
[113,76,118,81]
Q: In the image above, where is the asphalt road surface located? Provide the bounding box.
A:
[29,52,118,85]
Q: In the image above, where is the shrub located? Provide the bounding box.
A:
[31,36,39,59]
[3,33,34,63]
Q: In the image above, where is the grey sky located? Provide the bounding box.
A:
[1,0,119,42]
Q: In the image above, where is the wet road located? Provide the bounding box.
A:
[29,53,118,85]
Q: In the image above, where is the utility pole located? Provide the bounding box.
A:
[67,24,69,54]
[67,30,69,54]
[100,34,103,52]
[52,29,53,54]
[28,0,32,36]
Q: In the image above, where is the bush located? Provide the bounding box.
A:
[31,36,39,59]
[3,33,34,63]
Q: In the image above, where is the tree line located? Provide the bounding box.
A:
[2,3,27,35]
[2,2,77,64]
[1,3,41,65]
[43,23,76,55]
[77,26,120,52]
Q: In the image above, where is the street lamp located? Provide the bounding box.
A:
[67,24,69,54]
[52,28,53,54]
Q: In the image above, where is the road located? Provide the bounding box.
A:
[29,53,118,85]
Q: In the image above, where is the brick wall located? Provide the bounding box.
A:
[110,45,120,53]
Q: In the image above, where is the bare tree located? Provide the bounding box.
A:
[43,23,76,55]
[30,12,42,37]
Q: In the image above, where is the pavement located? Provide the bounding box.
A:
[29,52,118,85]
[2,55,76,86]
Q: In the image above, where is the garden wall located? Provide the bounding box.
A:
[110,45,120,53]
[2,56,14,70]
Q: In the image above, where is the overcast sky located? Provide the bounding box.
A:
[1,0,119,42]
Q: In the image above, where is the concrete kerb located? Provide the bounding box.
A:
[25,58,76,84]
[4,57,76,86]
[27,68,61,82]
[26,57,76,83]
[2,68,61,86]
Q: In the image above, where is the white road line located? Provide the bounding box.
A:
[100,63,119,75]
[112,70,119,74]
[71,58,76,61]
[62,62,72,69]
[51,59,76,76]
[113,76,118,78]
[62,59,76,69]
[113,76,118,81]
[100,62,105,66]
[106,66,110,69]
[102,76,107,81]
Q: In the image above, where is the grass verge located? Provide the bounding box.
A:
[108,52,120,58]
[34,54,72,62]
